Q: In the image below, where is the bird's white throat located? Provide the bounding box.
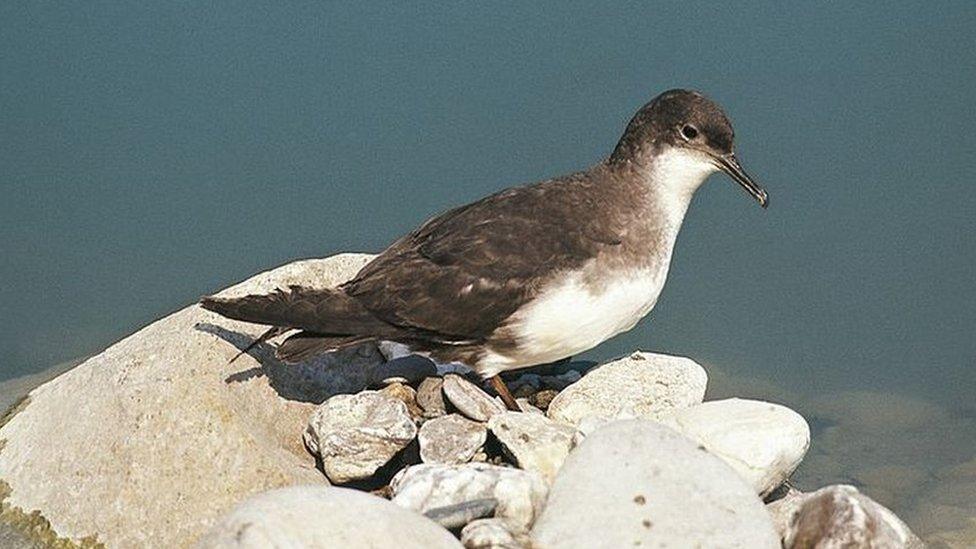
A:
[645,146,719,222]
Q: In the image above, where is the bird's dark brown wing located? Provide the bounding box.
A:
[342,173,623,341]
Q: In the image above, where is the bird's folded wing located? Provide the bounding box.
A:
[343,180,622,340]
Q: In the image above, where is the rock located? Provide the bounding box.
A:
[766,487,807,542]
[197,485,462,548]
[528,389,558,411]
[423,499,498,530]
[419,414,487,465]
[546,352,706,426]
[392,463,548,532]
[0,253,386,547]
[443,374,506,422]
[380,382,424,420]
[487,412,576,483]
[783,485,924,548]
[658,398,810,496]
[305,390,418,483]
[515,399,544,415]
[461,518,528,549]
[417,377,449,419]
[530,420,779,548]
[370,355,438,387]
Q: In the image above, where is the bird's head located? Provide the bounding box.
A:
[611,89,768,208]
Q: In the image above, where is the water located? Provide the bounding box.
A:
[2,2,974,543]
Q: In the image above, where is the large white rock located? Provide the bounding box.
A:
[304,391,418,483]
[392,463,548,532]
[658,398,810,496]
[197,485,462,548]
[0,254,387,547]
[530,420,779,549]
[782,485,924,548]
[546,352,707,426]
[487,412,577,483]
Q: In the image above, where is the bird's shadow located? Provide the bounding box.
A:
[195,322,378,404]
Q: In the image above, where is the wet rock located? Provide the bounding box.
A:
[417,377,448,419]
[197,485,461,548]
[0,253,383,547]
[658,398,810,496]
[443,374,506,422]
[392,463,548,532]
[304,391,418,483]
[547,352,707,426]
[530,420,779,548]
[419,414,487,465]
[461,518,528,549]
[380,382,424,420]
[423,498,497,530]
[370,355,438,387]
[783,485,924,549]
[488,412,576,483]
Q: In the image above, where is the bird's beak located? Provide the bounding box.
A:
[715,153,768,208]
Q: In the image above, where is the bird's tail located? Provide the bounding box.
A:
[200,285,393,337]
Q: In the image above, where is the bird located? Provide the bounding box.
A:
[201,89,768,411]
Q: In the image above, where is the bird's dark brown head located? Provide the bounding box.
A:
[610,89,768,208]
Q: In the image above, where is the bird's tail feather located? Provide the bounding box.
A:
[275,332,375,363]
[200,285,394,337]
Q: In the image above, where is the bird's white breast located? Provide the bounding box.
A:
[481,265,669,375]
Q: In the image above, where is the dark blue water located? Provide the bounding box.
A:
[2,3,975,541]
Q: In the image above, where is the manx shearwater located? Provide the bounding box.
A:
[202,89,768,410]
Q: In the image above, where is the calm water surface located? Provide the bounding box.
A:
[2,3,974,543]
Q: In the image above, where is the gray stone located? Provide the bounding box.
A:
[0,253,382,548]
[423,498,497,530]
[461,518,528,549]
[658,398,810,496]
[783,485,924,549]
[530,420,779,548]
[547,352,707,426]
[417,377,448,419]
[370,355,438,387]
[443,374,506,422]
[488,412,577,483]
[197,485,461,548]
[305,390,418,484]
[419,414,487,465]
[392,463,548,532]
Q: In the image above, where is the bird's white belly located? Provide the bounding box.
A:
[482,268,667,375]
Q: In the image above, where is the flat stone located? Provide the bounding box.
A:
[783,485,924,548]
[488,412,577,483]
[423,498,497,530]
[417,377,448,419]
[197,485,461,548]
[305,391,418,484]
[0,253,384,547]
[658,398,810,496]
[419,414,487,465]
[530,420,779,548]
[461,518,528,549]
[547,352,707,426]
[392,463,548,532]
[443,374,506,422]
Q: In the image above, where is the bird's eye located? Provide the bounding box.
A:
[681,125,699,141]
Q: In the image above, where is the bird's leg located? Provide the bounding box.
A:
[489,375,520,411]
